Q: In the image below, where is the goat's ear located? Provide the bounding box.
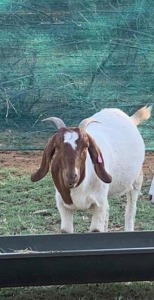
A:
[31,135,56,182]
[88,134,112,184]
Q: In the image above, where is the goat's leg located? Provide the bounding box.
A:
[125,170,143,231]
[90,199,109,232]
[56,192,74,233]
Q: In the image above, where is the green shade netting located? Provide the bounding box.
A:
[0,0,153,150]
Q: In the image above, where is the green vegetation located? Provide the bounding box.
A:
[1,282,154,300]
[0,166,154,235]
[0,166,154,299]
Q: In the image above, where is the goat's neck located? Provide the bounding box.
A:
[76,166,86,187]
[58,187,73,205]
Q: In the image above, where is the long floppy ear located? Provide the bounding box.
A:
[88,134,112,184]
[31,135,56,182]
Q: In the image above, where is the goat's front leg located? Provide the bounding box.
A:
[125,170,143,231]
[56,192,74,233]
[90,199,109,232]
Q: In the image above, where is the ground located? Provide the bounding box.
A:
[0,150,154,179]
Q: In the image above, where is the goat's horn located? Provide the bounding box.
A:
[78,117,98,129]
[42,117,66,129]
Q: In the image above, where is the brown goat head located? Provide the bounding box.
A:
[31,124,112,205]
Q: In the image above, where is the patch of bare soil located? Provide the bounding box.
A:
[0,151,154,180]
[143,152,154,180]
[0,151,42,175]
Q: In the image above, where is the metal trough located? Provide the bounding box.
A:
[0,231,154,287]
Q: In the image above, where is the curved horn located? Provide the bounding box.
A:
[42,117,66,129]
[78,117,98,130]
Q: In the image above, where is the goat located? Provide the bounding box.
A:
[31,106,152,233]
[149,177,154,204]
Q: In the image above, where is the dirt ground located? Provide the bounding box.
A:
[0,151,154,181]
[0,151,43,175]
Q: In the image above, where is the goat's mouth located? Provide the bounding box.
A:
[63,170,79,189]
[64,178,79,189]
[66,181,78,189]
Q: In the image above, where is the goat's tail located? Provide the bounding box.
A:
[131,105,152,126]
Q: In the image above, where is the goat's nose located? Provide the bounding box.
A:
[66,172,78,187]
[72,172,78,180]
[68,173,78,182]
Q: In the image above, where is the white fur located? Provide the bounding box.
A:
[149,177,154,203]
[64,131,78,150]
[56,108,147,233]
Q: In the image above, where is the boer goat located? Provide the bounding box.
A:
[31,106,152,233]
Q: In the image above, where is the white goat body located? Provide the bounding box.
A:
[56,107,151,233]
[31,106,151,233]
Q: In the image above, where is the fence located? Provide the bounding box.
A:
[0,0,153,150]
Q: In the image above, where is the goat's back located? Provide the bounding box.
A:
[86,108,145,195]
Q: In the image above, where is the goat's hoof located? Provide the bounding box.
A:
[91,229,101,233]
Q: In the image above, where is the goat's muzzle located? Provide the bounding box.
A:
[63,170,79,189]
